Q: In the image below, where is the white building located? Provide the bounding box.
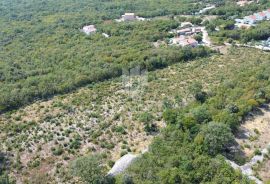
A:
[82,25,97,35]
[122,13,136,21]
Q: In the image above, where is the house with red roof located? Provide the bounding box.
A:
[254,12,267,21]
[244,15,257,24]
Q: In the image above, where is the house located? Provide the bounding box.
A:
[171,36,185,45]
[235,19,244,24]
[243,15,257,24]
[82,25,97,35]
[192,27,202,33]
[180,38,198,47]
[122,13,136,21]
[236,0,254,6]
[176,28,192,35]
[263,9,270,19]
[254,12,267,21]
[170,36,198,47]
[180,22,193,28]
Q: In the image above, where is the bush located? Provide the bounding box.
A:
[163,109,178,124]
[71,154,106,184]
[199,122,234,156]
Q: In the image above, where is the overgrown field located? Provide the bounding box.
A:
[1,48,270,183]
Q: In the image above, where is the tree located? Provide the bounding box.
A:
[191,105,211,124]
[199,122,233,156]
[194,34,203,43]
[71,154,106,184]
[122,174,134,184]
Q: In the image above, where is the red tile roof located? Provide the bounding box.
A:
[249,15,256,20]
[259,12,266,16]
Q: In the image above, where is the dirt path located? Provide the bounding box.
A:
[228,105,270,183]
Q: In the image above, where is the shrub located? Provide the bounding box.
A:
[199,122,234,156]
[163,109,178,124]
[71,154,106,184]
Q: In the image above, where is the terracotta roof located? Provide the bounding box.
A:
[259,12,266,16]
[249,15,257,20]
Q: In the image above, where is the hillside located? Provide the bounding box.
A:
[1,47,270,183]
[0,0,217,113]
[2,0,270,183]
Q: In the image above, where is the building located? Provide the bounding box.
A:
[176,28,192,35]
[236,0,254,7]
[122,13,136,21]
[170,36,198,47]
[181,38,198,47]
[236,8,270,26]
[254,12,267,21]
[180,22,193,28]
[82,25,97,35]
[263,9,270,19]
[192,27,202,33]
[243,15,257,24]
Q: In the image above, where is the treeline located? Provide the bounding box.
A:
[0,44,212,113]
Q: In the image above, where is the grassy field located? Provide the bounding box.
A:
[1,47,270,183]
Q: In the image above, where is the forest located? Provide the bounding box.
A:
[0,0,218,113]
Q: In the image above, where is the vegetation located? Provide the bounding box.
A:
[2,0,270,183]
[208,20,270,44]
[71,154,106,183]
[0,0,216,113]
[1,47,270,183]
[118,48,270,183]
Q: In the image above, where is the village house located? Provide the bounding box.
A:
[254,12,267,21]
[237,9,270,26]
[263,9,270,19]
[115,13,146,22]
[236,0,254,7]
[175,26,202,36]
[177,28,192,35]
[170,36,198,47]
[243,15,257,24]
[180,22,193,28]
[192,27,202,33]
[122,13,136,21]
[82,25,97,35]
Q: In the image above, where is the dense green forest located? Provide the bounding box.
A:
[0,0,220,113]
